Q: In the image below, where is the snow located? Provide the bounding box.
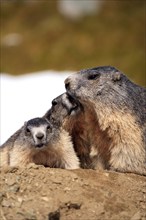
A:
[0,70,74,145]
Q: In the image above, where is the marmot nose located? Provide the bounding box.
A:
[36,132,44,140]
[65,78,70,90]
[52,99,58,106]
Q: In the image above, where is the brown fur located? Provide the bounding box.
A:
[65,104,112,170]
[64,66,146,175]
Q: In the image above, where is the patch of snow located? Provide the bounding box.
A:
[0,70,74,145]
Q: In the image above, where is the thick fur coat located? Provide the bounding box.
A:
[0,118,80,169]
[64,66,146,175]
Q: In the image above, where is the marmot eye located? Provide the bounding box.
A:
[88,73,100,80]
[47,125,50,130]
[52,99,57,106]
[26,128,30,133]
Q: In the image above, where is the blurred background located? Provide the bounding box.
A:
[1,0,146,86]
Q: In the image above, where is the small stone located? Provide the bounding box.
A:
[53,180,62,184]
[41,197,49,202]
[104,173,109,177]
[43,179,47,183]
[16,211,24,216]
[64,187,71,192]
[9,184,20,193]
[2,200,12,207]
[66,202,81,210]
[6,178,16,186]
[82,183,89,187]
[48,210,60,220]
[1,166,18,173]
[18,197,23,203]
[131,211,141,220]
[26,163,43,169]
[8,167,19,173]
[16,176,21,181]
[24,211,37,220]
[0,192,6,203]
[72,177,78,181]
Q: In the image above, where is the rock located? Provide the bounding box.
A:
[131,211,141,220]
[8,184,20,193]
[48,210,60,220]
[65,202,81,210]
[41,197,49,202]
[2,200,12,207]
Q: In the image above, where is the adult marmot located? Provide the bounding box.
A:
[0,117,80,169]
[64,66,146,175]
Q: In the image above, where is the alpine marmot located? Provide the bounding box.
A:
[0,117,80,169]
[64,66,146,175]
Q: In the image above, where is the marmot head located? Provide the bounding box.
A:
[21,117,53,149]
[64,66,130,110]
[44,93,81,127]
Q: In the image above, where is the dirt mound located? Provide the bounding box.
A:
[0,165,145,220]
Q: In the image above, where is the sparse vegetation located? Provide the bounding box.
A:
[0,0,145,86]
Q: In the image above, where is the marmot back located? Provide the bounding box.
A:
[64,66,146,175]
[0,117,80,169]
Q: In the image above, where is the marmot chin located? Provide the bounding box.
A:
[64,66,146,175]
[0,117,80,169]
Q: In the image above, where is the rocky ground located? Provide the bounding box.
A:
[0,165,146,220]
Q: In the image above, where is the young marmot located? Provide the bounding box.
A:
[0,117,80,169]
[64,66,146,175]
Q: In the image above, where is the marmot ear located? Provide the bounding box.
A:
[24,121,27,126]
[112,72,121,82]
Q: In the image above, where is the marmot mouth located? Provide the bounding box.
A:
[66,92,82,115]
[35,143,45,148]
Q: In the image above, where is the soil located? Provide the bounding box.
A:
[0,164,146,220]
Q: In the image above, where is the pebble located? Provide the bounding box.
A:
[0,192,6,203]
[64,187,71,192]
[17,211,37,220]
[131,211,141,220]
[2,200,12,207]
[65,202,81,210]
[1,166,18,174]
[8,184,20,193]
[41,196,49,202]
[5,178,17,186]
[104,173,109,177]
[26,163,44,169]
[25,211,37,220]
[48,210,60,220]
